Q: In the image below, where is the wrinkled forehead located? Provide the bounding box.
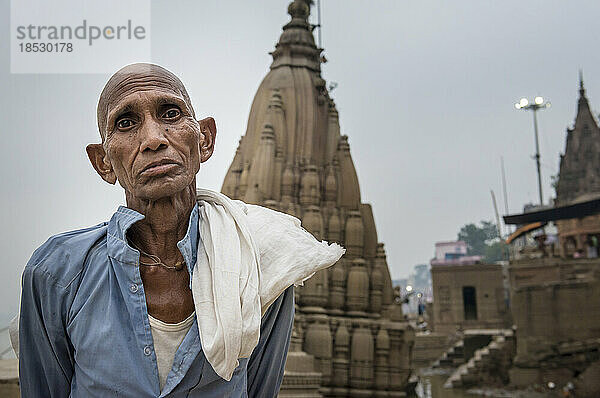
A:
[97,63,195,139]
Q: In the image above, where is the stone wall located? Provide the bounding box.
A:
[431,264,509,334]
[509,257,600,388]
[0,359,18,398]
[556,214,600,257]
[412,332,452,369]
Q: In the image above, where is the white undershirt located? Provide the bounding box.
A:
[148,311,196,390]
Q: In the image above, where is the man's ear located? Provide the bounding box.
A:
[86,144,117,184]
[198,117,217,163]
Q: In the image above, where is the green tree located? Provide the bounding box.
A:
[458,220,498,255]
[457,220,506,263]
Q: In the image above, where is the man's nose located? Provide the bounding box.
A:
[139,117,169,152]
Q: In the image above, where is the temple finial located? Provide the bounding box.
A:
[288,0,312,21]
[579,69,585,96]
[273,0,321,72]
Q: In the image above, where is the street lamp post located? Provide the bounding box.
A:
[515,96,551,206]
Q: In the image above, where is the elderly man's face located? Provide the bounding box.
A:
[105,88,201,200]
[87,72,216,201]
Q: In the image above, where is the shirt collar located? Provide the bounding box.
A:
[107,202,199,272]
[178,203,199,275]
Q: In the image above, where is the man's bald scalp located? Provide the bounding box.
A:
[97,63,196,141]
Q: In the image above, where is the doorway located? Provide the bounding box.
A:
[462,286,477,320]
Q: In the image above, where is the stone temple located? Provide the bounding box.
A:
[221,1,414,396]
[555,75,600,206]
[554,75,600,256]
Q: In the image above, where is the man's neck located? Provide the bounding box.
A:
[125,183,196,265]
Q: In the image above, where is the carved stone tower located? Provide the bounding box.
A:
[221,1,414,396]
[556,73,600,205]
[554,74,600,256]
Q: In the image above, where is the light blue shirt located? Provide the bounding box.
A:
[19,202,294,397]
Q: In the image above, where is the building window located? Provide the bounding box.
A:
[463,286,477,320]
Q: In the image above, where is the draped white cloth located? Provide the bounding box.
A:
[193,189,345,381]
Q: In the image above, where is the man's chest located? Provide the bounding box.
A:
[140,266,195,323]
[64,258,248,397]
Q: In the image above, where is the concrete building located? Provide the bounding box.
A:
[434,241,467,262]
[430,241,482,266]
[220,1,414,396]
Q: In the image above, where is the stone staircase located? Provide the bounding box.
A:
[432,340,465,368]
[444,330,515,389]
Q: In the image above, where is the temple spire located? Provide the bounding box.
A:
[220,2,413,393]
[270,0,321,72]
[557,72,600,204]
[576,69,593,119]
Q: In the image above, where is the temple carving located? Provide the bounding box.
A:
[221,1,414,396]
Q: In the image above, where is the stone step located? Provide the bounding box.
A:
[442,330,516,391]
[444,364,468,389]
[466,359,477,371]
[433,339,466,369]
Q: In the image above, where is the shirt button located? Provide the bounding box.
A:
[144,345,152,356]
[130,284,138,293]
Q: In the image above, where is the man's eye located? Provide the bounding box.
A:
[162,108,181,119]
[117,119,135,130]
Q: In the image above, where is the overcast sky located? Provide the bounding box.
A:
[1,0,600,324]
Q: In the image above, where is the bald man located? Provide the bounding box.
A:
[18,64,294,397]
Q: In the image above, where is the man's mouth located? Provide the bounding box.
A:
[140,159,180,175]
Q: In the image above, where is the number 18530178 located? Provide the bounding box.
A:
[19,42,73,52]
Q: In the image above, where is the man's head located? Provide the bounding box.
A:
[87,63,216,201]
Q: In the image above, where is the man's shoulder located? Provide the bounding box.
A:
[25,222,109,288]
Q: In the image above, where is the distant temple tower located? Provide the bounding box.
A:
[556,73,600,205]
[221,1,414,396]
[555,73,600,256]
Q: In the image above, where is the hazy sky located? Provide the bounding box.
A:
[1,0,600,323]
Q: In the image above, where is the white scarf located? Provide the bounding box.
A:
[193,189,345,381]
